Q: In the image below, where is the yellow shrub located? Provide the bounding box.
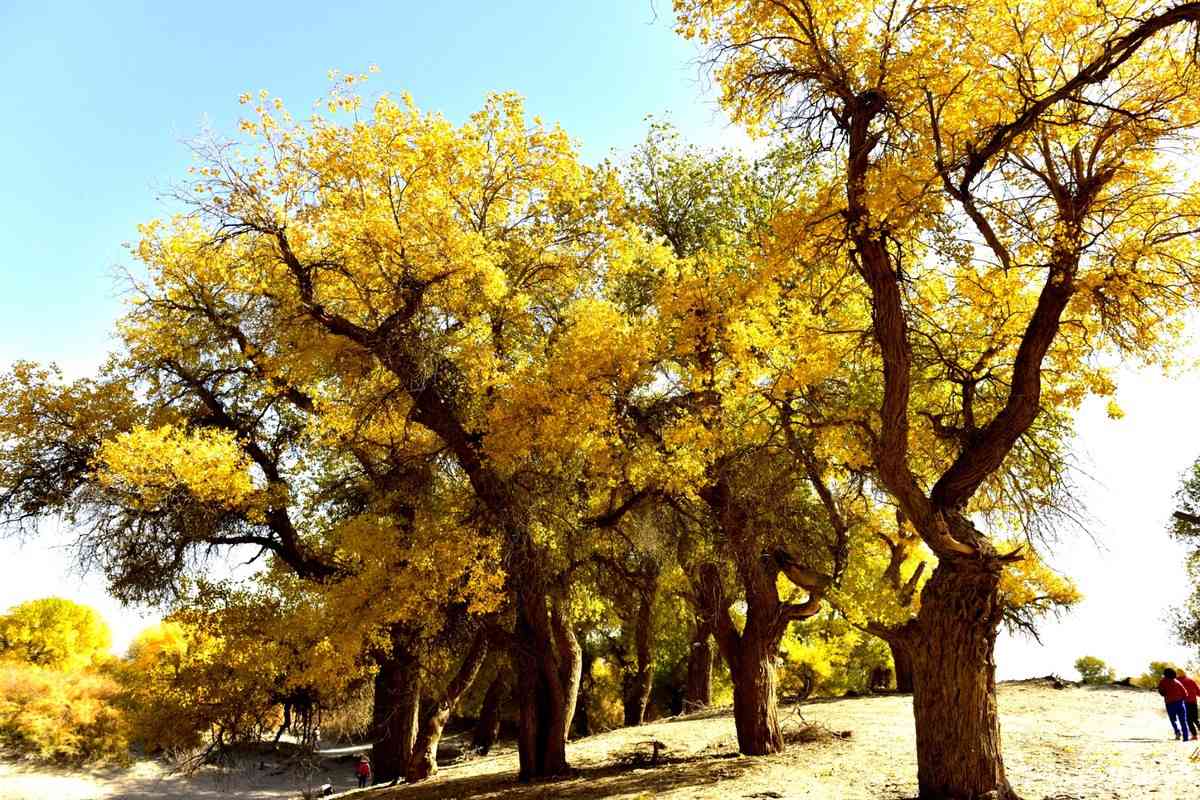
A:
[0,661,129,765]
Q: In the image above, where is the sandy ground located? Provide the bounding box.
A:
[3,681,1197,800]
[0,751,363,799]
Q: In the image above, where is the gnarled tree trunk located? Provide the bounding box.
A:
[728,622,784,755]
[573,643,595,738]
[513,586,581,781]
[473,671,507,754]
[371,643,420,784]
[905,559,1017,800]
[697,478,830,759]
[405,629,489,782]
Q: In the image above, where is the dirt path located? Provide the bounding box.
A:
[0,756,359,799]
[3,682,1195,799]
[371,683,1200,800]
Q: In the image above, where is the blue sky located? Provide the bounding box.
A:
[0,1,1198,680]
[0,0,735,371]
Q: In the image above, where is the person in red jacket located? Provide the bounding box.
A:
[1178,669,1200,738]
[355,754,372,788]
[1158,668,1190,741]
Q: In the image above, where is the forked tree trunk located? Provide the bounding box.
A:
[371,647,420,784]
[621,591,654,726]
[684,624,714,712]
[473,672,507,754]
[693,558,786,756]
[405,630,489,782]
[889,640,914,693]
[513,587,581,781]
[905,559,1017,800]
[728,626,784,756]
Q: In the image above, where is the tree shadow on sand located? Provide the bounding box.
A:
[370,751,756,800]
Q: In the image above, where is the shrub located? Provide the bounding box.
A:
[0,661,129,765]
[1074,655,1115,685]
[1134,660,1184,690]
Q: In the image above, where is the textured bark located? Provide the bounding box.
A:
[684,624,714,712]
[621,590,654,727]
[371,645,420,785]
[906,560,1018,800]
[693,557,787,757]
[728,627,784,755]
[513,587,580,781]
[696,479,825,758]
[573,645,595,738]
[890,640,914,693]
[473,672,507,754]
[405,629,489,783]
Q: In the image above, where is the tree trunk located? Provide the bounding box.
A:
[405,630,489,783]
[728,628,783,756]
[890,639,914,693]
[273,701,292,743]
[692,559,784,756]
[684,625,714,712]
[473,672,506,754]
[371,646,420,784]
[513,587,580,781]
[551,598,583,749]
[573,645,594,738]
[906,559,1018,800]
[621,590,654,727]
[621,674,651,727]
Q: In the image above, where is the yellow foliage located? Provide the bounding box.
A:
[0,597,112,672]
[781,613,891,698]
[118,620,222,753]
[96,425,262,516]
[0,661,128,765]
[997,545,1082,611]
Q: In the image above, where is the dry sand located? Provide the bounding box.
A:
[0,752,360,799]
[4,681,1197,800]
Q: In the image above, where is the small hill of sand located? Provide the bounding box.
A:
[3,681,1194,800]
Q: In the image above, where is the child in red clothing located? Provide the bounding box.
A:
[1158,668,1190,741]
[355,754,372,788]
[1178,669,1200,738]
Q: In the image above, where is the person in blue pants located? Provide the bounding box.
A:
[1158,668,1190,741]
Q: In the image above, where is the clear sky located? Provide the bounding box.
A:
[0,0,1197,680]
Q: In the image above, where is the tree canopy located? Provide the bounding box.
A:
[4,4,1200,795]
[0,597,112,671]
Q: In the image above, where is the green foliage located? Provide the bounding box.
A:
[1073,655,1114,685]
[1169,458,1200,655]
[1134,660,1183,690]
[0,597,112,671]
[780,613,891,698]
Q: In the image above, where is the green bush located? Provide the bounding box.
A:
[1074,655,1114,685]
[1134,660,1184,690]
